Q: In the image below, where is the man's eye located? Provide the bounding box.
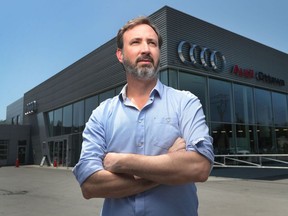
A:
[149,41,157,46]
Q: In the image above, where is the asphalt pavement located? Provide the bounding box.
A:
[0,165,287,216]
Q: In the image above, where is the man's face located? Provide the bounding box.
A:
[117,24,160,80]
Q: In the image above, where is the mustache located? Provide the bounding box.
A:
[136,55,154,63]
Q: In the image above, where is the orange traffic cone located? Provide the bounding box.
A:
[53,159,57,168]
[15,158,19,168]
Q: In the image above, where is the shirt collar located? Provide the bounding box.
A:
[119,79,163,101]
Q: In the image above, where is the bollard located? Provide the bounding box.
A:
[53,159,58,168]
[15,158,19,168]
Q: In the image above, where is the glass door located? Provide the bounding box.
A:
[48,139,68,167]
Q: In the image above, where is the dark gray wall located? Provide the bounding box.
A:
[23,39,125,120]
[6,97,24,124]
[0,125,30,166]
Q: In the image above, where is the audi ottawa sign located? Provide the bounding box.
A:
[177,41,226,72]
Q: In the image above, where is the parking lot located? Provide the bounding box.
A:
[0,165,287,216]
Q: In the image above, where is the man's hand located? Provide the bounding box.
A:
[104,152,127,173]
[168,137,186,153]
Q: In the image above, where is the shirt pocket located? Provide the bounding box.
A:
[151,116,180,150]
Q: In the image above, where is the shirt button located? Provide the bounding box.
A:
[137,142,143,147]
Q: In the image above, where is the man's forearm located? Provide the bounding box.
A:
[81,169,158,199]
[104,151,211,185]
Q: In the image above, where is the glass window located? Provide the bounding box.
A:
[272,92,288,126]
[234,84,255,124]
[0,140,9,160]
[159,70,168,85]
[209,79,232,123]
[179,72,207,114]
[211,123,233,154]
[275,127,288,153]
[235,125,256,154]
[257,126,274,153]
[53,108,63,136]
[47,111,54,137]
[254,89,272,125]
[115,85,125,95]
[99,89,114,104]
[168,69,178,88]
[16,115,20,125]
[85,96,98,123]
[63,105,72,135]
[73,101,85,133]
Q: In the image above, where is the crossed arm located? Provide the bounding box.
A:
[80,138,211,199]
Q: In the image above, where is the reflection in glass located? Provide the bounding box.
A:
[275,127,288,153]
[168,69,178,88]
[115,85,125,95]
[235,125,257,153]
[209,79,232,122]
[63,105,72,134]
[179,72,207,114]
[99,89,114,104]
[254,89,272,125]
[257,126,274,153]
[73,101,85,133]
[211,123,232,154]
[272,92,288,126]
[159,70,168,85]
[234,84,254,124]
[47,111,54,137]
[85,96,98,123]
[53,108,62,136]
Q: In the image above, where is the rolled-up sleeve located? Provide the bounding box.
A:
[72,107,107,185]
[181,92,214,164]
[187,137,214,164]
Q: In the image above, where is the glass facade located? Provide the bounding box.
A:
[178,70,287,156]
[72,101,85,134]
[44,69,288,166]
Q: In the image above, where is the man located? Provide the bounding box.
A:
[73,16,214,216]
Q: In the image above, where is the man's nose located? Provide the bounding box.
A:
[140,42,151,53]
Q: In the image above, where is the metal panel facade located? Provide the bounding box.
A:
[24,38,124,120]
[164,7,288,93]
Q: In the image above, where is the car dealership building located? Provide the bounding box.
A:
[2,6,288,167]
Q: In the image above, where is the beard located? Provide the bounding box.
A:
[122,54,160,80]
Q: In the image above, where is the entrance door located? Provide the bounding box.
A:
[18,140,27,164]
[48,139,68,167]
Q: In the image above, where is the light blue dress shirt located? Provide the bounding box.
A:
[73,79,214,216]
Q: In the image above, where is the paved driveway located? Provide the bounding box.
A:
[0,166,287,216]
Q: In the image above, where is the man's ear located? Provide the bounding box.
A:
[116,48,123,63]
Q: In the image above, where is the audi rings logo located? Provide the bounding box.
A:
[178,41,226,72]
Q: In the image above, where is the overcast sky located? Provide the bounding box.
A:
[1,0,288,120]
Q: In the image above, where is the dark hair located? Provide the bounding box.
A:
[116,16,163,49]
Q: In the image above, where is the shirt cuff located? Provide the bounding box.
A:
[72,158,103,185]
[187,137,214,164]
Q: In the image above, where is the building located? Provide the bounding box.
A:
[3,6,288,167]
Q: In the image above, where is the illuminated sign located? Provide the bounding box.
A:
[25,100,37,115]
[232,65,285,86]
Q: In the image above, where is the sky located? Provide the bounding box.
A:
[1,0,288,121]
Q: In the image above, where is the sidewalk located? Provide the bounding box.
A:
[198,167,288,216]
[0,165,287,216]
